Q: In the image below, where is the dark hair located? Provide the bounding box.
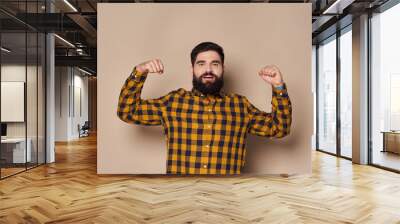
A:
[191,42,224,66]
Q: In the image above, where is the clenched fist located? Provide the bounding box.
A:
[258,65,284,87]
[135,59,164,74]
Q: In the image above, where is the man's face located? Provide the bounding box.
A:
[192,50,224,95]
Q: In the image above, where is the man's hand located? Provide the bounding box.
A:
[258,65,284,87]
[135,59,164,74]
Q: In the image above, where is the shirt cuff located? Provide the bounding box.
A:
[130,66,148,82]
[272,82,288,98]
[274,84,284,90]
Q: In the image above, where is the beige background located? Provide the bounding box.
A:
[97,3,312,174]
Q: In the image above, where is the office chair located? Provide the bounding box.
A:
[78,121,90,138]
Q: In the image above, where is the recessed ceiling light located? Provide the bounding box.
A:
[54,34,75,48]
[1,47,11,53]
[77,67,93,76]
[63,0,78,12]
[323,0,354,15]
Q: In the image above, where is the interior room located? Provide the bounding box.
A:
[0,0,399,223]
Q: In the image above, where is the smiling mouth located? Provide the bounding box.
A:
[203,75,215,80]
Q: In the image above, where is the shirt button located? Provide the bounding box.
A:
[207,125,212,128]
[208,108,212,112]
[203,164,208,168]
[205,144,210,148]
[279,92,283,96]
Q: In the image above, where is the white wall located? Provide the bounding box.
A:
[55,66,89,141]
[55,66,69,141]
[1,65,27,141]
[1,63,46,164]
[1,65,39,138]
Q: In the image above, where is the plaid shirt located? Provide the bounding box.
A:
[117,67,292,174]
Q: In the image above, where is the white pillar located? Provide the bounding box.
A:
[46,1,55,163]
[352,14,369,164]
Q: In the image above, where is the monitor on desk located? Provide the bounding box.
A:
[1,123,7,138]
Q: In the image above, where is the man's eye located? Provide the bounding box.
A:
[213,63,219,66]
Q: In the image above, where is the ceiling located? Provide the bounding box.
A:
[0,0,391,75]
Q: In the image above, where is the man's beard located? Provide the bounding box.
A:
[192,72,224,95]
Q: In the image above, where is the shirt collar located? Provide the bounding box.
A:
[190,87,226,98]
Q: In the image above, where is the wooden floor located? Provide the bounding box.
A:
[1,134,400,223]
[0,167,26,178]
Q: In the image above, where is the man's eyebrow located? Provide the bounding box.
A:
[195,60,221,64]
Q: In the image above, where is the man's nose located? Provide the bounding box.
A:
[206,64,212,72]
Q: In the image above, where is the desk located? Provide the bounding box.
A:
[1,138,32,163]
[381,131,400,154]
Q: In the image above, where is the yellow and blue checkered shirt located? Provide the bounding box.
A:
[117,67,292,174]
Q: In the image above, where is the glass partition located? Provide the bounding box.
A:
[370,3,400,171]
[317,35,337,155]
[339,26,352,158]
[0,1,46,179]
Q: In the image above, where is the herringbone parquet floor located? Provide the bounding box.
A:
[1,133,399,224]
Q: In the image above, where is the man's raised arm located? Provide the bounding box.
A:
[117,59,172,126]
[245,65,292,138]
